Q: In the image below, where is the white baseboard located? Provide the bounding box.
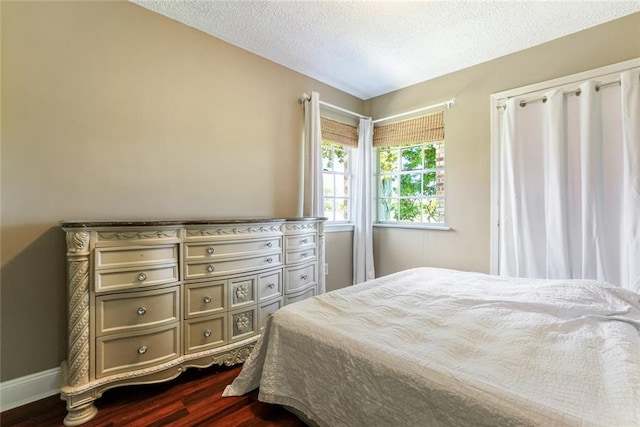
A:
[0,367,61,412]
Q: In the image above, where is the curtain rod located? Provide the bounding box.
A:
[373,97,456,124]
[321,100,370,119]
[301,93,370,120]
[302,94,457,123]
[496,79,625,110]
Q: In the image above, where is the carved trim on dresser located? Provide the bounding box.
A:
[97,230,178,241]
[66,231,90,253]
[65,227,91,390]
[62,401,98,427]
[60,340,256,395]
[317,221,326,293]
[211,343,255,366]
[283,223,318,232]
[66,259,90,387]
[186,225,282,237]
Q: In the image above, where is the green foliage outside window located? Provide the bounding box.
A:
[378,142,445,223]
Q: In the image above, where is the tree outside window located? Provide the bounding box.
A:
[378,141,445,223]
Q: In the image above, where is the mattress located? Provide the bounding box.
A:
[223,267,640,426]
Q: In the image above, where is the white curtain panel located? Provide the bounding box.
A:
[621,70,640,292]
[499,69,640,292]
[303,91,323,217]
[353,118,375,284]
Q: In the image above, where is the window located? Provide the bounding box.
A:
[320,117,357,222]
[375,111,445,224]
[322,142,351,221]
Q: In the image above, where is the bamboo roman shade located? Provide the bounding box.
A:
[373,111,444,147]
[321,117,358,148]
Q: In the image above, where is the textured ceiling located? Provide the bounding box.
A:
[131,1,640,100]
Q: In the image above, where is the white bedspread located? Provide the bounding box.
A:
[223,268,640,426]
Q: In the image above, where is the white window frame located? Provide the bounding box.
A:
[322,140,353,227]
[375,140,448,229]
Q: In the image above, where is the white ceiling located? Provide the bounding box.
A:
[131,1,640,100]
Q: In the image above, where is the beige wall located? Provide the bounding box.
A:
[325,231,353,292]
[0,0,362,381]
[369,13,640,277]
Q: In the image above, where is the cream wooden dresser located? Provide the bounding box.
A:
[59,218,325,426]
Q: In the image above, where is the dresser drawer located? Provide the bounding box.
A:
[285,247,316,264]
[96,287,179,336]
[184,253,282,280]
[258,269,282,302]
[285,233,316,249]
[184,314,227,354]
[96,323,180,378]
[285,286,316,305]
[184,238,282,260]
[95,264,179,293]
[184,280,226,318]
[259,298,282,330]
[229,307,257,343]
[230,275,256,309]
[95,245,178,270]
[285,263,316,293]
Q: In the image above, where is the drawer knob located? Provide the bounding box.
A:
[302,252,308,257]
[266,242,273,248]
[137,306,147,316]
[138,345,148,355]
[301,274,308,280]
[302,238,308,244]
[207,264,215,273]
[204,329,212,338]
[137,272,147,282]
[267,283,275,289]
[266,257,273,264]
[206,246,215,254]
[204,296,212,304]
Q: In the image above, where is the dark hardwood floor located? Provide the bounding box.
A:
[1,365,307,427]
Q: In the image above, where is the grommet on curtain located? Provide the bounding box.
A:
[519,96,548,108]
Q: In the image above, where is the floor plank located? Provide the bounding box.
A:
[0,365,306,427]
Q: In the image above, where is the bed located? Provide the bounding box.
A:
[223,267,640,426]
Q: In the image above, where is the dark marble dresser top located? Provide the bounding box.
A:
[60,217,326,228]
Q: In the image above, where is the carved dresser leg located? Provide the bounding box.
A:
[63,230,95,426]
[63,402,98,427]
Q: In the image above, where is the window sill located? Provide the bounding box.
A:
[373,223,452,231]
[325,223,355,233]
